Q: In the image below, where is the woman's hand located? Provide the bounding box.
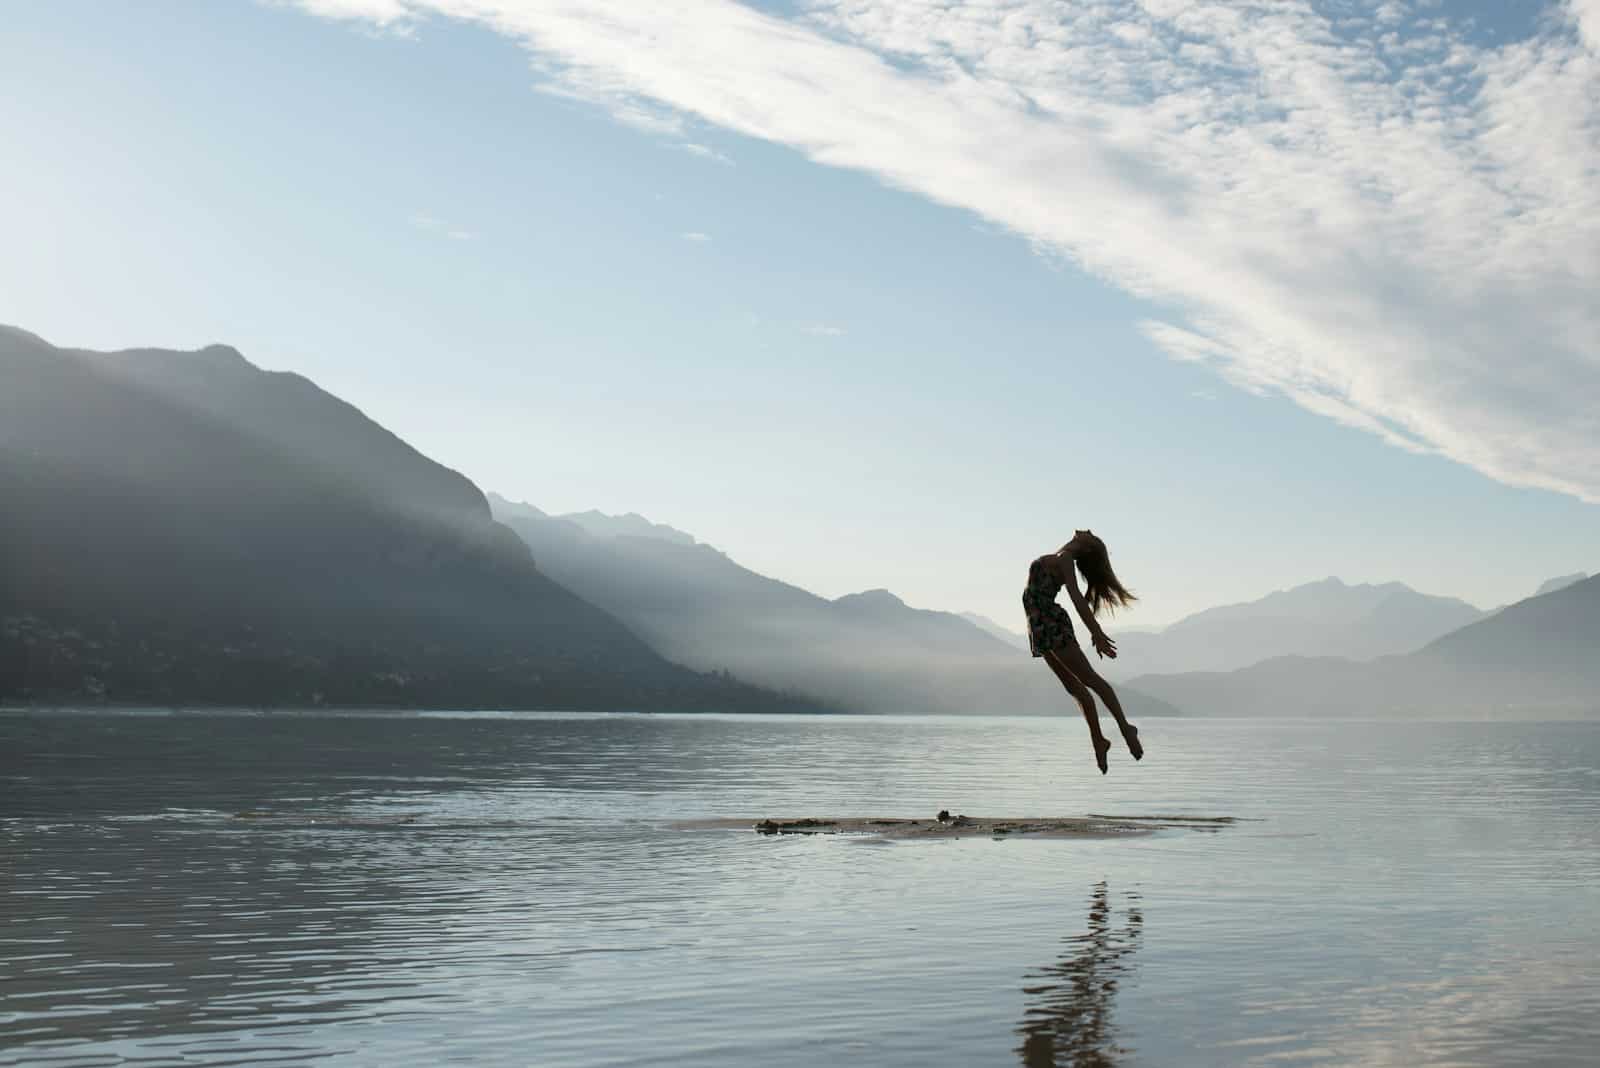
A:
[1092,631,1118,659]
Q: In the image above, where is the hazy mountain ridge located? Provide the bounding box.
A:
[76,336,493,529]
[1535,572,1589,597]
[958,611,1030,651]
[0,327,811,713]
[560,510,697,546]
[489,494,698,550]
[488,494,1177,718]
[1128,573,1600,717]
[8,321,1581,720]
[1105,576,1487,677]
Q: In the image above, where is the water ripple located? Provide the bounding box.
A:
[3,713,1599,1066]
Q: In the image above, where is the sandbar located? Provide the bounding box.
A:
[673,812,1240,841]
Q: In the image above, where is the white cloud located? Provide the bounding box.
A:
[282,0,412,30]
[1573,0,1600,52]
[802,323,846,337]
[681,231,711,242]
[301,1,1600,501]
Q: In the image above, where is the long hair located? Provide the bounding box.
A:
[1075,533,1137,618]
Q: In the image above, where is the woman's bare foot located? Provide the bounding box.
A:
[1093,735,1112,774]
[1120,722,1143,761]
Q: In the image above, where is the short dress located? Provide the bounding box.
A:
[1021,557,1076,657]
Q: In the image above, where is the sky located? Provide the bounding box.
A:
[3,1,1598,628]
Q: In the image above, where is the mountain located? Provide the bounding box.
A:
[488,494,1178,718]
[959,611,1030,651]
[1104,576,1485,678]
[1535,572,1589,597]
[73,334,491,531]
[559,510,696,546]
[0,326,809,713]
[1413,572,1600,700]
[491,496,698,547]
[1127,573,1600,718]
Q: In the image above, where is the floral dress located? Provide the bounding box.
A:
[1022,557,1076,657]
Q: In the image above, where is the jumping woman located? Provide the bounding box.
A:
[1023,529,1143,774]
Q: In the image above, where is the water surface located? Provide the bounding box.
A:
[4,712,1599,1066]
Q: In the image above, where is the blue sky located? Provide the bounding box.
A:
[3,1,1597,627]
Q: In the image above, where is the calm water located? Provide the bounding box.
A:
[4,712,1599,1067]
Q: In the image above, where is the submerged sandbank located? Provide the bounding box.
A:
[673,812,1240,841]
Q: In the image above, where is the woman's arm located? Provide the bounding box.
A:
[1062,565,1097,631]
[1063,566,1118,659]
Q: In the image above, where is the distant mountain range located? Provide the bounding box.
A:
[489,494,1177,718]
[4,322,1590,719]
[1535,572,1589,597]
[0,326,808,713]
[1127,574,1600,717]
[512,501,699,546]
[1100,576,1487,678]
[959,611,1029,651]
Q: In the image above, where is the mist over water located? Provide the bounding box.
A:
[5,712,1599,1066]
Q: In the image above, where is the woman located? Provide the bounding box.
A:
[1023,529,1142,774]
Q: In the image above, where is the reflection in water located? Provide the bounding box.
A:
[1015,883,1143,1067]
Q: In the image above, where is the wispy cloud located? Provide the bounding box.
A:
[801,323,845,337]
[536,81,684,136]
[301,1,1600,501]
[680,231,711,243]
[679,141,734,165]
[280,0,413,33]
[409,212,474,241]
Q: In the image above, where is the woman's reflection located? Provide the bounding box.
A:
[1015,882,1143,1067]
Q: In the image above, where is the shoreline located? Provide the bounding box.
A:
[7,705,1597,724]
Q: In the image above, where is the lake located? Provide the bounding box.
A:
[4,711,1599,1066]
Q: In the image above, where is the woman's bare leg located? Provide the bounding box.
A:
[1053,644,1143,760]
[1043,650,1112,773]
